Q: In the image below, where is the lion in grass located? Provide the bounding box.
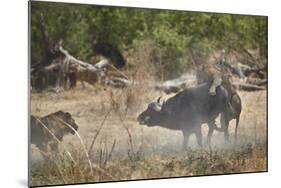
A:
[30,111,79,153]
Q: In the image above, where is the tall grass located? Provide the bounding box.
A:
[30,41,267,186]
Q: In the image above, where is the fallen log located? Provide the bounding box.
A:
[32,44,129,91]
[256,79,267,86]
[154,71,266,94]
[232,82,265,91]
[246,78,267,86]
[59,45,129,87]
[244,66,266,78]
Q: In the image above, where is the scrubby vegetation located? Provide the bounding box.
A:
[31,142,266,186]
[31,1,267,79]
[30,86,267,187]
[30,1,267,187]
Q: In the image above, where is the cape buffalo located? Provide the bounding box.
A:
[138,82,236,148]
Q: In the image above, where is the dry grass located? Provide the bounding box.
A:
[30,44,267,186]
[30,82,267,187]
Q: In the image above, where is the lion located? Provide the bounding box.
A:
[30,111,79,153]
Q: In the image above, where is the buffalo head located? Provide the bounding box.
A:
[137,97,165,126]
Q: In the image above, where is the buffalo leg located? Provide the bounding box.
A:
[182,130,190,149]
[235,116,240,143]
[194,126,203,147]
[207,121,215,146]
[220,114,230,142]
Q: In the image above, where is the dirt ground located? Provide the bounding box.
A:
[30,84,267,186]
